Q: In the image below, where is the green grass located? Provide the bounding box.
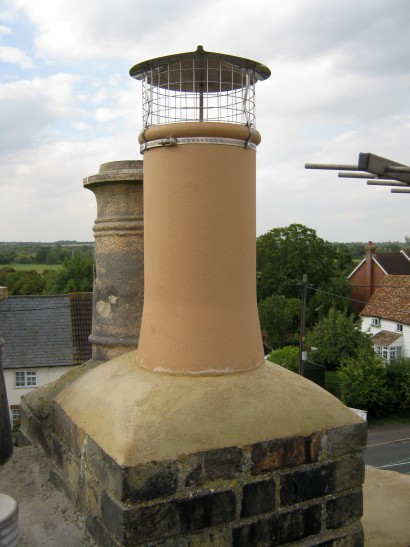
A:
[7,263,61,272]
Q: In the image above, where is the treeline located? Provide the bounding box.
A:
[0,242,93,265]
[0,244,94,295]
[332,239,409,259]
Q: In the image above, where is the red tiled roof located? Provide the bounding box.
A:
[371,330,402,346]
[361,275,410,324]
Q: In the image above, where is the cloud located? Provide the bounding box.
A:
[0,132,139,241]
[0,24,12,35]
[0,45,33,67]
[1,0,409,243]
[12,0,194,60]
[0,73,85,154]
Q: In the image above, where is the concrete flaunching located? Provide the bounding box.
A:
[20,47,367,546]
[57,411,366,546]
[21,356,366,546]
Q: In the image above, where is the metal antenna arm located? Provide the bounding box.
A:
[305,152,410,193]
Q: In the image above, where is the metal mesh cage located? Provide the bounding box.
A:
[130,46,270,129]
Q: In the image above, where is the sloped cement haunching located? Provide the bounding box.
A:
[56,353,363,467]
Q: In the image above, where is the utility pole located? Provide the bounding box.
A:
[299,274,308,376]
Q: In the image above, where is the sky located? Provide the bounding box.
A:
[0,0,409,244]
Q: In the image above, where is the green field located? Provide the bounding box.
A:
[5,263,61,272]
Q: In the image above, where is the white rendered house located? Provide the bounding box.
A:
[360,275,410,363]
[0,294,92,427]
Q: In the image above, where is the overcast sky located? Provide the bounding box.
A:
[1,0,409,243]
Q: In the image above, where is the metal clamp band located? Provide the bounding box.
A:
[140,136,257,153]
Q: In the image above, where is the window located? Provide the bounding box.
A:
[375,345,402,363]
[10,406,21,428]
[15,370,37,388]
[371,317,380,327]
[374,345,388,359]
[396,323,403,332]
[390,346,402,361]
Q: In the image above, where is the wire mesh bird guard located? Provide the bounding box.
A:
[130,45,270,129]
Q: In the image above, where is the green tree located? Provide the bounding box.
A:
[35,246,51,264]
[14,253,33,264]
[385,358,410,413]
[0,267,50,295]
[342,242,365,259]
[45,253,93,294]
[0,249,16,265]
[267,346,299,373]
[46,244,69,264]
[337,348,391,417]
[306,308,372,370]
[258,294,299,349]
[334,244,354,273]
[256,224,338,301]
[307,276,351,323]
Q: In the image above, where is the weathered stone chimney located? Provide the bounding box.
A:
[24,47,366,546]
[84,161,143,361]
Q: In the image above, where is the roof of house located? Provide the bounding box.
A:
[373,250,410,275]
[0,293,92,369]
[371,330,402,346]
[348,249,410,279]
[360,275,410,324]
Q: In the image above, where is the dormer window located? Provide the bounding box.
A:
[371,317,380,327]
[396,323,403,332]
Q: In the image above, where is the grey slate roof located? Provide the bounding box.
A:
[374,251,410,275]
[0,294,92,369]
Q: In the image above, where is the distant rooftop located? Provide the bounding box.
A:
[0,293,92,369]
[374,250,410,275]
[361,275,410,324]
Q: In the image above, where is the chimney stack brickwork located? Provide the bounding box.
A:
[364,241,376,302]
[84,161,144,362]
[49,404,366,546]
